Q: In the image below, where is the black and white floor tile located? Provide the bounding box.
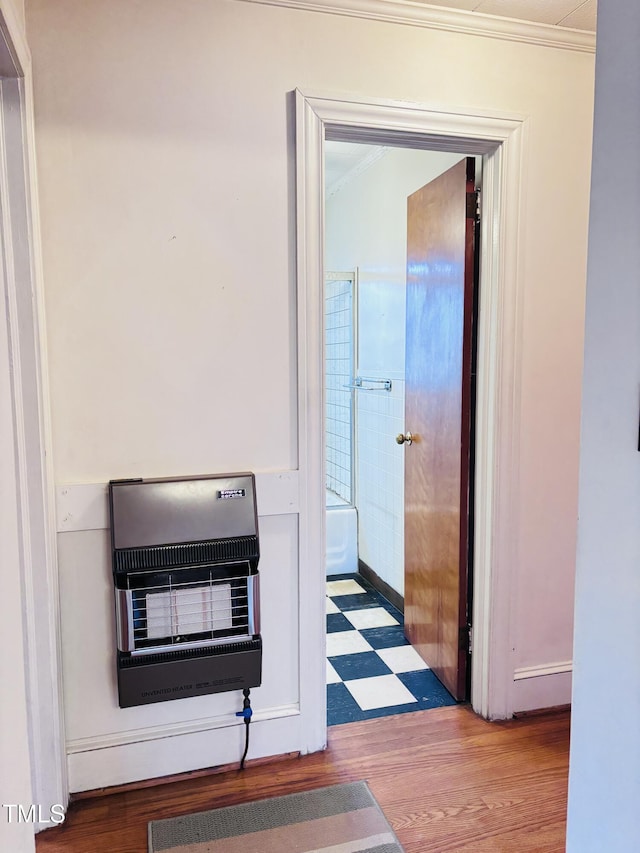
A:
[326,573,457,726]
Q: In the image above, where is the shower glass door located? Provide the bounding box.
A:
[325,272,355,507]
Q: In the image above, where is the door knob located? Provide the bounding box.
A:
[396,432,413,446]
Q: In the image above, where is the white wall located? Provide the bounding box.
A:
[26,0,594,790]
[5,0,23,29]
[567,4,640,851]
[326,146,462,595]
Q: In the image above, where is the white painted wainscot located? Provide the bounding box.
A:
[56,471,302,792]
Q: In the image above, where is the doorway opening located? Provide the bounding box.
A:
[295,90,526,754]
[323,141,479,725]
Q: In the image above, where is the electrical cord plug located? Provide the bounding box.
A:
[236,706,252,721]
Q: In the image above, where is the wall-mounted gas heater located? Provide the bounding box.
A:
[109,473,262,708]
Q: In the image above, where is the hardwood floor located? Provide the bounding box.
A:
[36,706,570,853]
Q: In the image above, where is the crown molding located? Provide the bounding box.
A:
[326,145,389,197]
[238,0,596,53]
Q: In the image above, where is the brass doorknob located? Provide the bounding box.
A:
[396,432,413,446]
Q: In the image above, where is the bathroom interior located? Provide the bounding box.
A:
[323,140,474,725]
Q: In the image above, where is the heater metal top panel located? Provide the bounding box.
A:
[109,473,258,550]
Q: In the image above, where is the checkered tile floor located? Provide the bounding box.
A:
[326,573,457,726]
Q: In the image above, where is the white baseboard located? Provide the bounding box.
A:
[67,710,304,792]
[512,661,572,713]
[514,660,572,681]
[66,703,299,754]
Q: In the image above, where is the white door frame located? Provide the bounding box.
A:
[0,1,68,827]
[295,89,527,749]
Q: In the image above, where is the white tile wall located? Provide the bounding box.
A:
[356,375,405,595]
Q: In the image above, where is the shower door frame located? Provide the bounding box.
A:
[296,88,527,753]
[324,269,357,509]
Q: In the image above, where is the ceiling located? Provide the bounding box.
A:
[325,143,388,196]
[412,0,596,31]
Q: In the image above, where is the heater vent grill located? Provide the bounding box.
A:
[118,637,262,668]
[113,535,258,573]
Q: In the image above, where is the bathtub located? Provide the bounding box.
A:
[326,493,358,576]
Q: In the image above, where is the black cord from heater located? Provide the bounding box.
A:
[236,688,252,771]
[240,717,250,770]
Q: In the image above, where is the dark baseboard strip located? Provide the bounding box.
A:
[358,559,404,613]
[512,704,571,719]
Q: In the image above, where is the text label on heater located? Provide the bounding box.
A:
[217,489,246,500]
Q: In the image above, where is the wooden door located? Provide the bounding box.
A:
[403,157,477,701]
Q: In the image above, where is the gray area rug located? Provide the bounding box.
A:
[148,780,405,852]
